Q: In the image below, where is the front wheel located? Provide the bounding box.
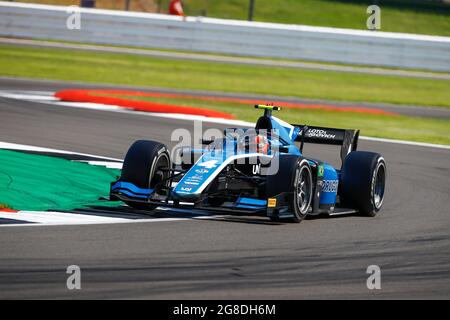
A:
[120,140,171,210]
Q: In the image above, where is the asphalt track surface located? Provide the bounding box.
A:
[0,79,449,299]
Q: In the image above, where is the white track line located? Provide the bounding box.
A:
[0,210,228,227]
[0,210,186,225]
[0,141,123,162]
[53,101,122,111]
[0,92,59,101]
[75,160,123,169]
[0,211,129,224]
[359,136,450,150]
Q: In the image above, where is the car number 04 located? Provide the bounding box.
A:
[198,160,219,169]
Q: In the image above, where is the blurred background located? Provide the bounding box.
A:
[0,0,449,145]
[10,0,450,35]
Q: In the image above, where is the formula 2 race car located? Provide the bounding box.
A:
[110,105,386,222]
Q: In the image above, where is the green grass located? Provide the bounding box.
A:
[36,38,450,74]
[182,0,450,36]
[98,94,450,145]
[1,45,450,108]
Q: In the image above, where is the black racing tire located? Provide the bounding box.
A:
[266,155,313,223]
[120,140,171,210]
[340,151,386,217]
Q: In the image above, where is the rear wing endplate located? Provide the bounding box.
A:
[292,125,360,167]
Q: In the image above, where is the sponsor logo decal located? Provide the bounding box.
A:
[198,160,219,169]
[318,165,324,177]
[267,198,277,208]
[184,181,200,186]
[322,180,338,193]
[306,129,336,139]
[252,164,261,175]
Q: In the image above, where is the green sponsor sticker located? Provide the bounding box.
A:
[318,165,324,177]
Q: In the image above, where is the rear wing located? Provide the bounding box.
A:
[293,125,360,167]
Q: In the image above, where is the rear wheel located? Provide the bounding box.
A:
[120,140,171,210]
[266,156,313,223]
[294,161,313,220]
[340,151,386,216]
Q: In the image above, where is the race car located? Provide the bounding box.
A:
[110,105,386,222]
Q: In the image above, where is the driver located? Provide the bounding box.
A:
[234,131,271,155]
[255,134,270,154]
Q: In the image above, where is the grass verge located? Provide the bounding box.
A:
[184,0,450,36]
[1,45,450,108]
